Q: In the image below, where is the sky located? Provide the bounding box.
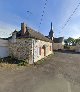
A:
[0,0,80,38]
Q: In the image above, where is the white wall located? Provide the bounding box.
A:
[0,39,9,58]
[32,39,53,63]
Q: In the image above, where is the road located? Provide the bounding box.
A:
[0,51,80,92]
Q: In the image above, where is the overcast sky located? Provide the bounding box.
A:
[0,0,80,38]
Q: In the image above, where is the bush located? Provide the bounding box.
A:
[0,56,28,66]
[64,45,70,49]
[18,60,28,66]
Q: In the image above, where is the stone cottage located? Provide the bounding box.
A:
[9,23,53,64]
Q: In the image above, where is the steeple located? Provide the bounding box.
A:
[51,22,52,30]
[49,22,54,40]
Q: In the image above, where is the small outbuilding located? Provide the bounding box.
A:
[53,37,64,50]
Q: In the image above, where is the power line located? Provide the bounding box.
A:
[39,0,48,29]
[62,2,80,30]
[26,10,33,19]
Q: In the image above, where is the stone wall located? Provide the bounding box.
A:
[9,38,53,64]
[75,43,80,52]
[9,38,33,63]
[53,43,64,50]
[69,46,76,51]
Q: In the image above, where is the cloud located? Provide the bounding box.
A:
[0,21,19,38]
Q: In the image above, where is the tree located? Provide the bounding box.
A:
[64,39,68,46]
[64,37,76,46]
[75,37,80,44]
[67,37,75,46]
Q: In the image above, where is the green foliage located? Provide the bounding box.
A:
[0,56,28,66]
[75,37,80,44]
[18,60,28,66]
[64,45,70,49]
[64,37,80,50]
[67,37,75,45]
[36,59,45,65]
[0,56,18,64]
[64,37,80,46]
[64,39,68,46]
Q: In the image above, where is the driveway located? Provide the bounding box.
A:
[0,51,80,92]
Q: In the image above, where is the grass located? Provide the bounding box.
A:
[0,53,54,68]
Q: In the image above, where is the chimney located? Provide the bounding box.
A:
[21,23,27,35]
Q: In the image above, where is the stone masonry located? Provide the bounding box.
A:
[9,38,33,63]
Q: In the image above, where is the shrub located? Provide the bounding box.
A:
[18,60,28,66]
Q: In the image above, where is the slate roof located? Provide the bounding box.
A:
[53,37,64,43]
[16,27,52,42]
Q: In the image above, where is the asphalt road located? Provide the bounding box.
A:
[0,51,80,92]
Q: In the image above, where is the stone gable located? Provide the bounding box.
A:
[9,38,32,63]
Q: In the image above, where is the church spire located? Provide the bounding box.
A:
[49,22,54,40]
[51,22,52,30]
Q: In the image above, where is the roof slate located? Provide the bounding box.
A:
[16,27,52,42]
[53,37,64,43]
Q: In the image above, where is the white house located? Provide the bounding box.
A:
[0,38,9,58]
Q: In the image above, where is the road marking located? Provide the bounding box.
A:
[67,82,71,92]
